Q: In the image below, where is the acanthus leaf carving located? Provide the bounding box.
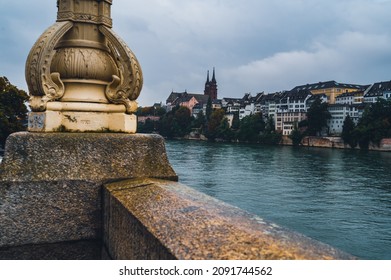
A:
[106,73,137,113]
[43,72,65,100]
[26,21,73,111]
[99,25,143,114]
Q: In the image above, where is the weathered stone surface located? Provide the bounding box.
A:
[0,132,177,250]
[0,180,101,247]
[104,178,356,260]
[0,132,177,182]
[0,240,102,260]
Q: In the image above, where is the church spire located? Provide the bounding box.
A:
[204,68,218,101]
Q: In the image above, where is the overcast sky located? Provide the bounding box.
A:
[1,0,391,106]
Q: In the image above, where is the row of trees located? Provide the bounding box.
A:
[0,77,28,148]
[138,95,355,146]
[342,99,391,149]
[138,104,282,144]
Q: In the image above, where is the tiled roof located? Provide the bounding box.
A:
[365,81,391,97]
[284,89,312,101]
[291,81,366,92]
[167,92,210,106]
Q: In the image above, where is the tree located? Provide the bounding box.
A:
[265,116,275,133]
[237,113,265,142]
[354,99,391,148]
[289,122,304,146]
[155,106,167,116]
[217,117,234,141]
[138,118,156,133]
[306,96,331,136]
[259,131,282,145]
[159,111,175,138]
[341,115,357,148]
[231,112,240,131]
[0,77,29,147]
[205,97,212,121]
[206,109,225,140]
[174,106,192,137]
[191,110,206,130]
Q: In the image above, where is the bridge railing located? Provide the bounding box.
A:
[0,133,355,260]
[103,178,355,260]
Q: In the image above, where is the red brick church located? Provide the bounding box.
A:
[166,69,218,112]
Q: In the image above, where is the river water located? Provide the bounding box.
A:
[165,140,391,259]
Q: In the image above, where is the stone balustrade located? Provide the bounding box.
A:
[0,133,355,260]
[103,178,355,260]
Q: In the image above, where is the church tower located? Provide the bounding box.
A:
[204,68,218,100]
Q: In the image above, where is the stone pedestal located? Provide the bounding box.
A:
[0,132,177,257]
[28,107,136,133]
[26,0,143,134]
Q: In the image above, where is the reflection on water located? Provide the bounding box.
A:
[165,140,391,260]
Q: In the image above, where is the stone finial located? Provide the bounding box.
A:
[26,0,143,133]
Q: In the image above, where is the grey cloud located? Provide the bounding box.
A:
[1,0,391,105]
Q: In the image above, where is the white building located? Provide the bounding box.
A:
[239,103,255,119]
[275,89,312,135]
[327,104,362,135]
[335,91,365,105]
[364,81,391,103]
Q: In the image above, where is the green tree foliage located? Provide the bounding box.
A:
[159,111,175,138]
[174,106,192,137]
[306,96,331,136]
[205,97,212,121]
[137,106,166,117]
[206,109,226,140]
[231,112,240,130]
[341,115,357,148]
[354,99,391,149]
[191,110,206,130]
[289,122,304,146]
[265,116,275,133]
[237,113,265,142]
[138,118,157,133]
[147,105,282,144]
[158,106,192,138]
[259,131,282,145]
[0,77,28,147]
[217,117,234,141]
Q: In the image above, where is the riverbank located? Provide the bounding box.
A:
[184,131,391,152]
[281,136,391,152]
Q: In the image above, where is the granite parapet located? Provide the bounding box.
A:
[104,178,356,260]
[0,240,102,260]
[0,132,177,182]
[0,132,177,251]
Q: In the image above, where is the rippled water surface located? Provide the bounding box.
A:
[165,140,391,259]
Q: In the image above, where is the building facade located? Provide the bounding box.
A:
[291,81,366,104]
[364,81,391,103]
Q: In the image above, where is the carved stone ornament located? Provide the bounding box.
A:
[100,26,143,113]
[26,0,143,114]
[26,21,73,111]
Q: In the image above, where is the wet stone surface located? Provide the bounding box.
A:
[104,178,356,260]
